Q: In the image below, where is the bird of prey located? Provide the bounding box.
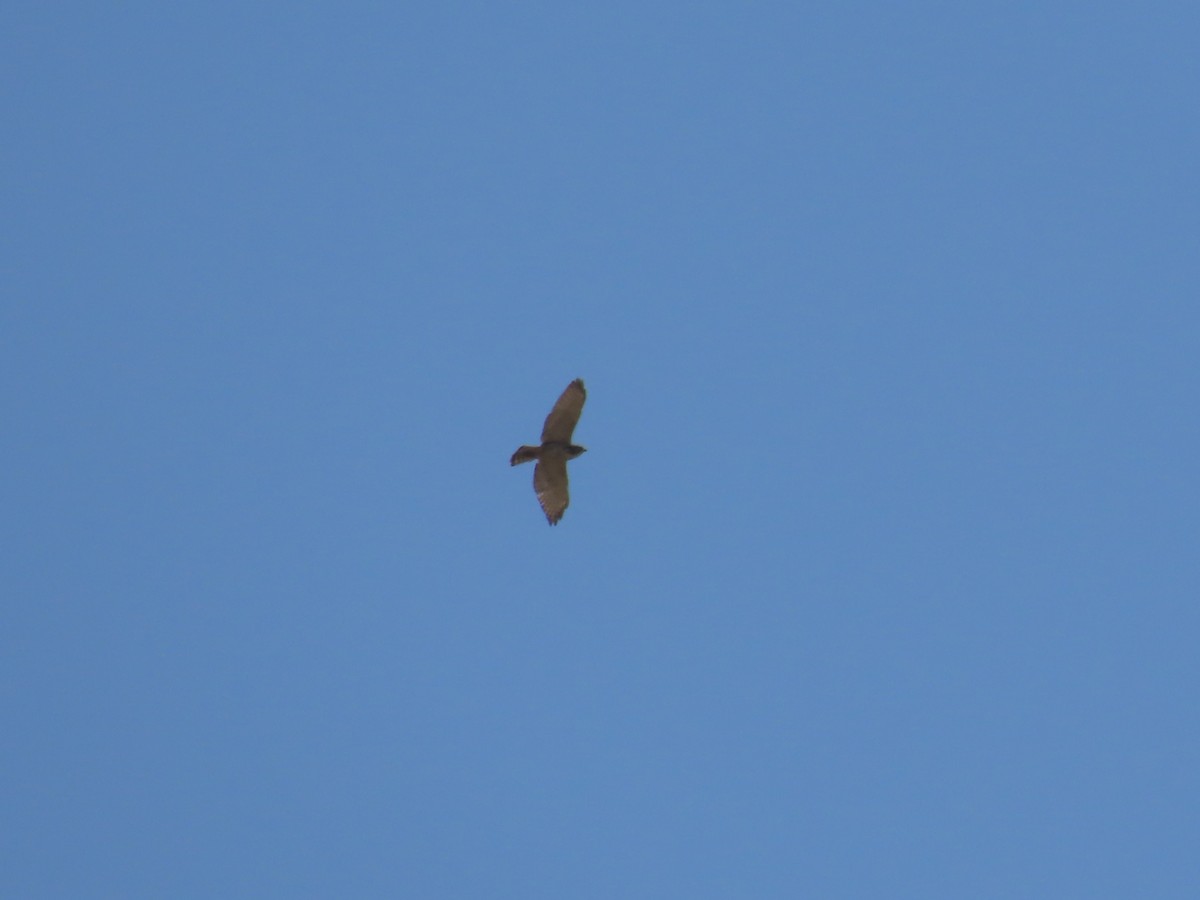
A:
[511,378,587,525]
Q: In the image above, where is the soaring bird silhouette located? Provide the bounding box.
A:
[511,379,587,525]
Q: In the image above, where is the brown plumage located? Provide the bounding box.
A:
[510,379,587,525]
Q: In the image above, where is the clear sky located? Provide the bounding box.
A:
[4,3,1198,897]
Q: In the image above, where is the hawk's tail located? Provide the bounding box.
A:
[510,445,541,466]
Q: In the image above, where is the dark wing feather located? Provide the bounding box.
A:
[533,455,570,525]
[540,379,586,443]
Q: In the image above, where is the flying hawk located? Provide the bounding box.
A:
[511,378,587,525]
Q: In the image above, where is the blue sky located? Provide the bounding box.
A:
[4,3,1198,897]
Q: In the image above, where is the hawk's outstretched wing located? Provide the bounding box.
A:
[533,453,570,525]
[541,379,586,443]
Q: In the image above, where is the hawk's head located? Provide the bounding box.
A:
[565,445,587,459]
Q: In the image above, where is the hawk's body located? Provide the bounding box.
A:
[511,379,587,525]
